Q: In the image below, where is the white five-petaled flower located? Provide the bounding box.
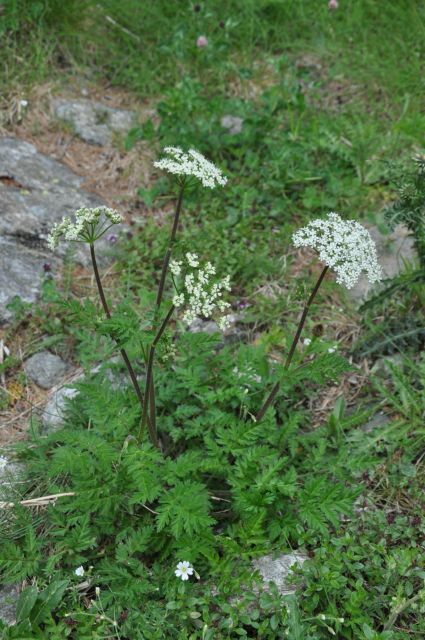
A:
[154,147,227,188]
[74,566,85,577]
[292,212,383,289]
[175,561,194,581]
[171,253,231,330]
[47,207,122,250]
[0,456,8,470]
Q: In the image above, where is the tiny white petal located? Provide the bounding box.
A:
[75,566,85,577]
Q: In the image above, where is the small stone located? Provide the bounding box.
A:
[221,115,244,135]
[252,553,307,595]
[0,455,26,502]
[41,384,80,433]
[362,411,391,433]
[0,583,20,626]
[24,351,68,389]
[52,99,135,146]
[189,318,219,334]
[371,354,404,378]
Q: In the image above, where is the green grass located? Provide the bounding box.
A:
[1,1,425,639]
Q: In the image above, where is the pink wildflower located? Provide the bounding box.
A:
[196,35,208,48]
[328,0,339,8]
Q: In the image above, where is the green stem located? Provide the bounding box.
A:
[90,243,159,448]
[255,266,329,422]
[138,305,175,444]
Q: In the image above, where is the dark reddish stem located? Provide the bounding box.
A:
[255,266,329,422]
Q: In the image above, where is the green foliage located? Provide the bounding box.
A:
[2,1,425,638]
[385,155,425,268]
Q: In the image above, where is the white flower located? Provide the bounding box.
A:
[172,293,185,307]
[172,254,231,330]
[303,338,312,346]
[154,147,227,188]
[170,260,182,276]
[20,99,28,108]
[175,561,194,581]
[0,456,8,470]
[47,207,122,249]
[216,315,231,331]
[95,587,100,597]
[186,252,199,268]
[292,213,383,289]
[328,347,336,353]
[75,566,85,577]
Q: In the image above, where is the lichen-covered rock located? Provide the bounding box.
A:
[53,99,135,146]
[0,137,120,323]
[0,454,26,502]
[24,351,68,389]
[0,583,20,626]
[41,384,80,433]
[252,553,307,595]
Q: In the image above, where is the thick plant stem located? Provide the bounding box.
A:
[155,184,185,311]
[90,244,159,448]
[255,266,329,423]
[138,305,175,444]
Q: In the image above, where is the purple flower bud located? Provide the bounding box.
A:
[106,234,118,244]
[43,262,51,272]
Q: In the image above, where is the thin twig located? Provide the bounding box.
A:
[0,491,75,509]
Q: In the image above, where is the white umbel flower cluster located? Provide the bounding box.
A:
[47,207,122,250]
[292,212,383,289]
[170,253,231,330]
[154,147,227,188]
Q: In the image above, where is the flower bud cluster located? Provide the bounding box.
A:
[154,146,227,188]
[47,207,122,250]
[170,253,231,330]
[292,212,382,289]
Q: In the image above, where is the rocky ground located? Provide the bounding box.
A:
[0,83,417,626]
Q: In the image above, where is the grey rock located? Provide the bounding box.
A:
[189,318,220,334]
[53,99,135,146]
[0,137,120,323]
[252,553,308,595]
[41,384,80,433]
[371,354,404,378]
[221,115,244,135]
[362,411,391,433]
[0,583,20,626]
[0,237,60,323]
[24,351,68,389]
[349,224,416,302]
[0,455,26,502]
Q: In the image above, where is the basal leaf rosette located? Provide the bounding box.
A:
[47,207,123,250]
[170,253,231,330]
[292,212,383,289]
